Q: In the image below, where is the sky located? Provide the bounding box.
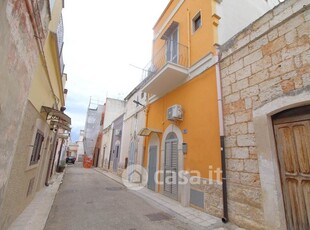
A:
[62,0,169,142]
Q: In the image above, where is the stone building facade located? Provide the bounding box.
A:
[219,0,310,229]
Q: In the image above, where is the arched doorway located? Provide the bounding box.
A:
[164,132,178,200]
[113,141,120,172]
[147,133,160,192]
[272,105,310,229]
[147,145,158,191]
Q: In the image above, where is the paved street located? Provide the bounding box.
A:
[44,165,202,230]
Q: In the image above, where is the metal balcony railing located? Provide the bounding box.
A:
[142,42,188,82]
[56,14,65,76]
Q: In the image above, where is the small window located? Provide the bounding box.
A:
[192,12,202,32]
[141,92,144,99]
[30,131,44,165]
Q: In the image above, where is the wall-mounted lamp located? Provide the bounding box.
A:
[133,100,146,108]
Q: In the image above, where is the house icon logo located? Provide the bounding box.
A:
[121,164,148,190]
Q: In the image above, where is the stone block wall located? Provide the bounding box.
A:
[220,0,309,229]
[191,179,223,218]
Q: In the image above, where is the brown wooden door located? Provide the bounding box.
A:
[273,106,310,230]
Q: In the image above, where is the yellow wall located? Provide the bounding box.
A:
[153,0,216,66]
[145,66,221,178]
[29,0,65,112]
[144,0,221,179]
[28,33,64,111]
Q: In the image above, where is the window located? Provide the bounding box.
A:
[30,130,44,165]
[193,12,202,32]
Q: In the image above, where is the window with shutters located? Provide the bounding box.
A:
[29,130,44,165]
[164,132,178,200]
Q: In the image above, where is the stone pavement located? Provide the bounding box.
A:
[8,173,64,230]
[94,168,245,230]
[8,166,245,230]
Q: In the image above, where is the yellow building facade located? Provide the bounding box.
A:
[29,0,66,110]
[139,0,285,226]
[141,0,223,215]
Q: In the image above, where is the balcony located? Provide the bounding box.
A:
[56,14,65,76]
[141,42,189,98]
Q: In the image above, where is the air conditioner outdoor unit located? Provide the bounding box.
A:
[167,104,183,121]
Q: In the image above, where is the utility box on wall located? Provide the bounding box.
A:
[182,143,188,154]
[167,104,183,121]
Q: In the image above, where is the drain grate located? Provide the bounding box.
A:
[105,187,124,191]
[145,212,172,221]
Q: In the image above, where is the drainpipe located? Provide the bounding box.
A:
[187,9,191,67]
[215,46,228,223]
[141,93,150,168]
[134,111,138,164]
[108,126,114,169]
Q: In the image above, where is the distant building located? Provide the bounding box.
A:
[84,98,105,156]
[93,115,104,167]
[108,114,125,174]
[97,98,125,168]
[76,130,85,162]
[120,85,147,173]
[68,142,79,158]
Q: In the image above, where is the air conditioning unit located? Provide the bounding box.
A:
[167,104,183,121]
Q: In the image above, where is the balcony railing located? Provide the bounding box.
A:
[56,14,65,76]
[142,42,188,82]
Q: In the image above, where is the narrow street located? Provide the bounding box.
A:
[44,165,202,230]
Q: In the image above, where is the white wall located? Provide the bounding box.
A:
[216,0,280,45]
[76,130,85,161]
[120,90,146,167]
[120,117,133,167]
[100,126,113,167]
[103,98,125,129]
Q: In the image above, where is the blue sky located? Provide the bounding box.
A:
[63,0,169,141]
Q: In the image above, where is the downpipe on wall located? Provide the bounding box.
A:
[215,48,229,223]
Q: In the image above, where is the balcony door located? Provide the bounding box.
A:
[166,27,178,64]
